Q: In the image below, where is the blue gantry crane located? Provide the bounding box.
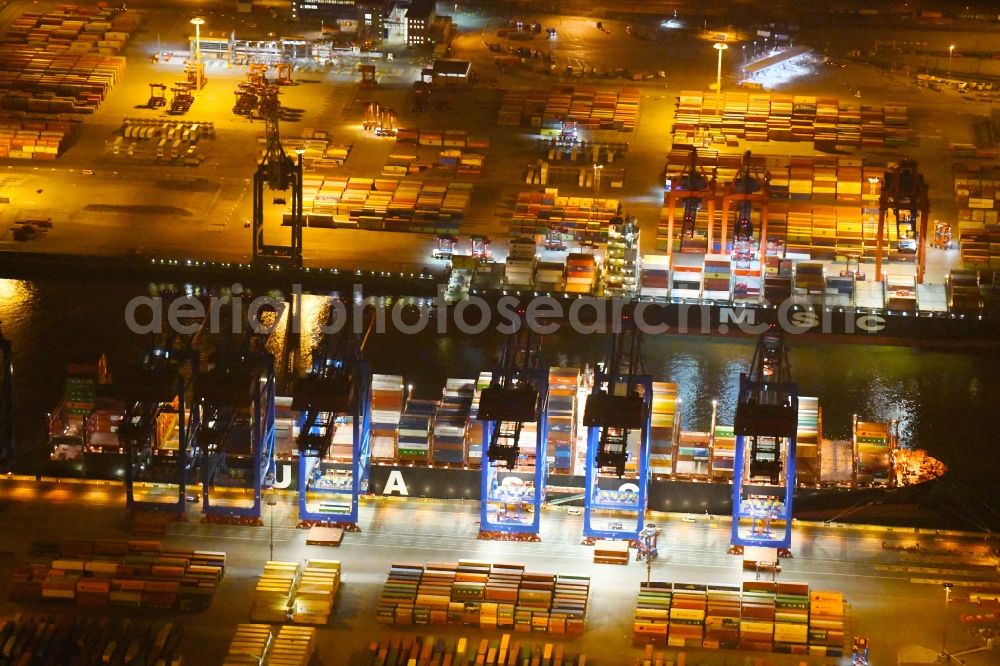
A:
[195,301,284,523]
[119,324,202,514]
[476,323,549,537]
[0,325,13,473]
[582,312,653,541]
[293,302,374,527]
[731,328,799,550]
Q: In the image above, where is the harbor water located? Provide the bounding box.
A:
[1,277,998,530]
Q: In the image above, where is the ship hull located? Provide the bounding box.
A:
[45,457,938,523]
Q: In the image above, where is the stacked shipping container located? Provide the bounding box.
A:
[632,581,844,655]
[545,368,578,474]
[377,561,589,635]
[371,374,404,464]
[9,539,225,612]
[432,379,475,465]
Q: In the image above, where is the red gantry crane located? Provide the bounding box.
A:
[876,159,930,283]
[720,150,769,262]
[665,146,716,255]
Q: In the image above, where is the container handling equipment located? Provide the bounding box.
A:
[119,312,204,514]
[293,301,374,527]
[582,308,653,542]
[194,300,284,524]
[731,328,798,552]
[476,317,549,538]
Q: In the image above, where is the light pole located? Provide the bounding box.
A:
[592,163,603,196]
[948,44,954,77]
[191,17,205,93]
[266,485,278,561]
[713,42,728,115]
[941,582,953,659]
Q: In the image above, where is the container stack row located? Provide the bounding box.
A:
[291,559,342,625]
[377,561,590,635]
[500,244,610,296]
[563,253,596,294]
[640,254,671,298]
[854,421,892,486]
[948,269,982,312]
[371,374,405,464]
[795,397,822,485]
[8,539,225,612]
[954,165,1000,268]
[546,367,579,474]
[225,624,316,666]
[433,379,475,465]
[383,148,486,180]
[0,114,79,158]
[673,91,909,147]
[5,6,140,55]
[0,614,183,665]
[733,261,763,303]
[498,86,640,131]
[649,382,679,477]
[505,237,537,287]
[510,188,620,242]
[660,201,881,262]
[225,624,270,665]
[604,220,640,297]
[366,633,589,666]
[294,177,471,235]
[711,425,736,480]
[702,254,732,299]
[397,398,435,463]
[632,582,844,655]
[250,559,342,625]
[251,560,299,623]
[0,51,127,115]
[396,128,490,150]
[808,590,845,656]
[673,429,708,477]
[467,372,492,467]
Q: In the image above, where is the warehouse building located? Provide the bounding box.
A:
[290,0,388,40]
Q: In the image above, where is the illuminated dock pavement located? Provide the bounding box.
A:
[0,478,997,664]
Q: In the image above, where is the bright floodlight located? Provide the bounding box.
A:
[190,17,205,26]
[713,43,728,113]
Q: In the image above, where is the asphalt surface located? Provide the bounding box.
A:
[0,478,998,665]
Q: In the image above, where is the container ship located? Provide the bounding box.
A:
[48,365,946,520]
[46,355,125,477]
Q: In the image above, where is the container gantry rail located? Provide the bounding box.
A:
[0,326,12,473]
[731,328,798,550]
[582,310,652,541]
[293,301,373,527]
[195,300,284,523]
[476,322,549,537]
[118,321,203,514]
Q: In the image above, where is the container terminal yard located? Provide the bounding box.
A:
[0,0,999,664]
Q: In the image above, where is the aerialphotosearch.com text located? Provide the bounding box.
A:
[124,283,888,337]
